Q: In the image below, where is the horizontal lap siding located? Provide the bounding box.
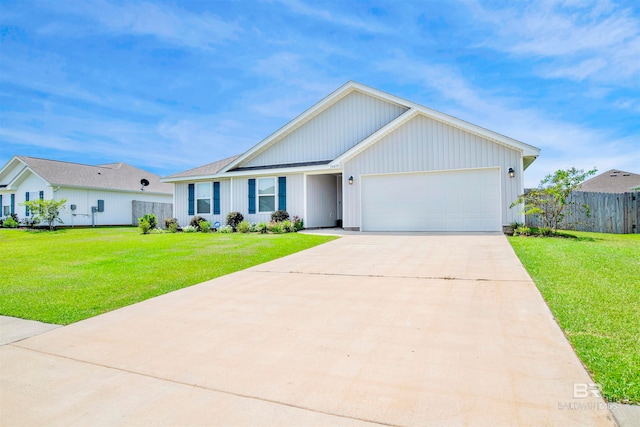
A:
[343,115,522,229]
[53,188,172,226]
[243,91,408,167]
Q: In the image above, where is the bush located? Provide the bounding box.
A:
[141,214,157,230]
[268,221,285,234]
[164,217,178,229]
[539,227,553,237]
[514,226,531,236]
[199,220,212,233]
[182,225,198,233]
[281,219,294,233]
[138,217,152,234]
[2,216,18,228]
[271,210,289,222]
[218,225,233,233]
[237,220,251,233]
[256,222,268,234]
[190,216,205,230]
[226,212,244,230]
[292,216,304,231]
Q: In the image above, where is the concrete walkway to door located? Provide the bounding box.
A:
[1,233,616,426]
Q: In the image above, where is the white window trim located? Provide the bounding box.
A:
[257,177,277,213]
[195,182,212,215]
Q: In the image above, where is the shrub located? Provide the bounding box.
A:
[140,214,157,230]
[281,219,294,233]
[2,216,18,228]
[539,226,553,237]
[226,212,244,230]
[249,222,258,232]
[256,222,268,234]
[199,220,212,233]
[514,226,531,236]
[182,225,198,233]
[164,217,178,229]
[168,222,179,233]
[218,225,233,233]
[292,216,304,231]
[237,220,251,233]
[268,221,285,234]
[138,217,152,234]
[190,216,205,230]
[271,210,289,222]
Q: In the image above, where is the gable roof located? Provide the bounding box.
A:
[162,155,240,180]
[579,169,640,193]
[0,156,173,194]
[164,81,541,182]
[220,81,540,173]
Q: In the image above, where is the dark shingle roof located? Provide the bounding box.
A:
[579,169,640,193]
[163,155,240,179]
[16,156,173,194]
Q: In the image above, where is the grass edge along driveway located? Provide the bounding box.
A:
[0,227,336,325]
[509,231,640,404]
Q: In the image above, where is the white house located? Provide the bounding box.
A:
[0,156,173,227]
[163,82,541,232]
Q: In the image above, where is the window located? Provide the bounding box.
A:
[258,177,276,213]
[2,205,9,216]
[196,183,211,214]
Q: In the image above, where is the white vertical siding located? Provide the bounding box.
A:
[343,114,522,228]
[306,174,338,227]
[174,175,305,226]
[243,91,408,167]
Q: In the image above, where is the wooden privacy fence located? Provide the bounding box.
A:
[132,201,173,227]
[525,191,639,234]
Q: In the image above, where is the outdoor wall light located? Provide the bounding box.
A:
[348,176,354,185]
[508,167,515,178]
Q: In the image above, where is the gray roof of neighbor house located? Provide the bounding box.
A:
[9,156,173,194]
[579,169,640,193]
[162,155,240,179]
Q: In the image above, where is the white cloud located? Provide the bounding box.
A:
[375,52,639,186]
[39,0,241,49]
[468,0,640,85]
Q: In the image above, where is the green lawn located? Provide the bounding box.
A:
[509,231,640,404]
[0,227,336,325]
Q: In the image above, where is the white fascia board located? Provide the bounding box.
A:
[5,165,49,190]
[0,156,22,183]
[163,164,335,183]
[52,184,172,195]
[219,83,360,174]
[331,108,420,166]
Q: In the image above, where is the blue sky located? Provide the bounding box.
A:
[1,0,638,187]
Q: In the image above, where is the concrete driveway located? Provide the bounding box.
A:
[1,232,616,426]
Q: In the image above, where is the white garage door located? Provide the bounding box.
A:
[361,168,501,232]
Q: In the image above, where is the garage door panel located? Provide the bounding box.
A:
[361,168,501,232]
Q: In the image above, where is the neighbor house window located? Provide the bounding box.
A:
[258,177,276,212]
[196,182,211,214]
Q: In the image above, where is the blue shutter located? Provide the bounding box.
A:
[10,194,15,214]
[278,177,286,211]
[25,192,29,216]
[39,191,44,200]
[248,179,256,214]
[0,195,3,215]
[213,182,220,215]
[188,184,195,216]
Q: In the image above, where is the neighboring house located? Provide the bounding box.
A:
[578,169,640,193]
[0,156,173,226]
[163,82,541,232]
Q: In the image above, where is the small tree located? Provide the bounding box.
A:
[511,167,597,232]
[21,198,67,231]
